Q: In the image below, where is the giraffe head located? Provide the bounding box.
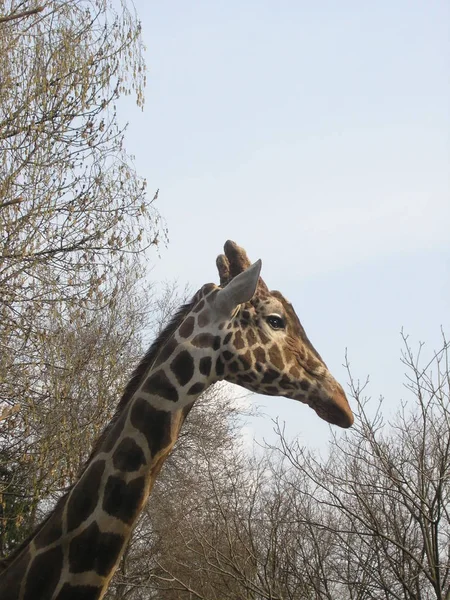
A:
[180,240,353,428]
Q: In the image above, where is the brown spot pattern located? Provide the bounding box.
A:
[206,289,218,304]
[215,356,225,377]
[234,330,245,349]
[69,522,123,576]
[279,375,293,390]
[188,382,205,395]
[229,361,240,373]
[154,337,178,367]
[289,365,300,378]
[178,317,195,339]
[191,333,216,348]
[283,346,294,363]
[1,549,30,599]
[238,357,249,371]
[237,373,256,384]
[112,437,146,472]
[253,347,266,363]
[102,416,126,453]
[269,345,283,370]
[34,498,66,549]
[130,399,172,456]
[306,355,320,371]
[261,369,278,384]
[246,329,257,346]
[67,460,105,532]
[170,350,194,386]
[199,356,212,377]
[192,299,205,313]
[25,546,63,600]
[259,330,270,344]
[197,311,210,327]
[143,370,179,402]
[103,475,145,524]
[265,386,279,395]
[223,332,232,344]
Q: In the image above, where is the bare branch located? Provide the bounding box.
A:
[0,6,44,24]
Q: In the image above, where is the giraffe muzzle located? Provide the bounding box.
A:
[312,383,354,428]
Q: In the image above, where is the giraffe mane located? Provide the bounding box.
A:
[83,294,199,462]
[0,296,198,573]
[117,298,197,410]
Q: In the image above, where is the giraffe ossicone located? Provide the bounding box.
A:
[0,240,353,600]
[215,258,261,317]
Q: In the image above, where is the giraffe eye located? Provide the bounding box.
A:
[266,314,285,330]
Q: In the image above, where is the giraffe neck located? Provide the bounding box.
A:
[0,332,214,600]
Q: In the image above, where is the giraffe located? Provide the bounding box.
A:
[0,240,353,600]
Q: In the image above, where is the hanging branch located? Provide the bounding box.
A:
[0,6,44,24]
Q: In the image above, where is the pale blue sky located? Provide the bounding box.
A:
[122,0,449,447]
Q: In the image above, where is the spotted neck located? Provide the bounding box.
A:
[0,290,221,600]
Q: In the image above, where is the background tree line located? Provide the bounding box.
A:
[1,2,448,599]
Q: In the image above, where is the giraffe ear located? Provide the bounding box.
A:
[215,259,262,317]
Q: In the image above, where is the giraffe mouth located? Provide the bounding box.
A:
[306,385,354,428]
[258,375,354,428]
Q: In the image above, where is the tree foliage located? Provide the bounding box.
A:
[0,0,163,318]
[0,0,166,554]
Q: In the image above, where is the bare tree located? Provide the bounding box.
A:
[0,271,152,556]
[0,0,163,311]
[149,334,450,600]
[0,0,164,374]
[275,333,450,599]
[0,0,166,555]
